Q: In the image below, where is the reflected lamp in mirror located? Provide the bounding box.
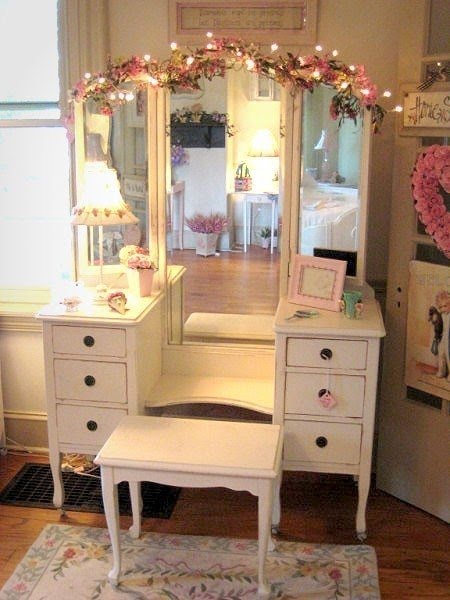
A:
[71,161,138,303]
[248,129,279,158]
[248,129,279,191]
[314,129,331,182]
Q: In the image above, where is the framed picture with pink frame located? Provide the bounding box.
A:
[288,255,347,312]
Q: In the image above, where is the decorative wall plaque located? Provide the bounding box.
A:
[169,0,317,45]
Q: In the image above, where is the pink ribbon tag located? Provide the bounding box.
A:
[318,390,337,409]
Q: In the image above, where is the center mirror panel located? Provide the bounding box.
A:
[166,71,282,345]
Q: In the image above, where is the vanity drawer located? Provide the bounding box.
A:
[52,325,126,358]
[285,372,364,417]
[54,359,127,403]
[283,419,361,465]
[56,404,127,446]
[286,338,367,370]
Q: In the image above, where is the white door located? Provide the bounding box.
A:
[376,8,450,521]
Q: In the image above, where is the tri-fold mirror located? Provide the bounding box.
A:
[72,41,373,347]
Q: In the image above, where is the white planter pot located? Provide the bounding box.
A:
[195,233,219,257]
[260,236,278,249]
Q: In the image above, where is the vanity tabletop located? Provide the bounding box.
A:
[274,296,385,338]
[36,291,161,325]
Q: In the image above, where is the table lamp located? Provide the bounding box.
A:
[248,129,279,191]
[248,129,279,158]
[71,161,139,303]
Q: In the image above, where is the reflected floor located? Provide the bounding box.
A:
[168,245,280,321]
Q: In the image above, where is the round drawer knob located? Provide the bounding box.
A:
[84,375,96,387]
[83,335,95,347]
[315,436,328,448]
[86,420,98,432]
[320,348,333,360]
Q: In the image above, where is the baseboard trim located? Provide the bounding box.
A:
[4,410,49,453]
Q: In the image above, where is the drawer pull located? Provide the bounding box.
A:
[86,420,98,432]
[83,335,95,347]
[315,436,328,448]
[320,348,333,360]
[84,375,96,387]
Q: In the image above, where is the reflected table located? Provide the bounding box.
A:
[230,191,279,254]
[168,181,185,250]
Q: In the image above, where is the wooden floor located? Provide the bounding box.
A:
[1,452,448,598]
[168,245,280,319]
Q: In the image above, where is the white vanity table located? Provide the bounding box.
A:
[273,293,385,539]
[37,294,162,510]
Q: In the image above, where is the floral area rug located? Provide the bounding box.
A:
[0,524,380,599]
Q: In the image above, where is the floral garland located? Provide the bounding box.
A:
[70,37,385,132]
[411,144,450,258]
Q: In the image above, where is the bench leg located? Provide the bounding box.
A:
[257,479,275,598]
[129,481,142,539]
[101,466,121,586]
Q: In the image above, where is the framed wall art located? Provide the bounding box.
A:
[169,0,317,45]
[405,260,450,402]
[288,254,347,311]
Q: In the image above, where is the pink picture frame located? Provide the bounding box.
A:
[288,255,347,311]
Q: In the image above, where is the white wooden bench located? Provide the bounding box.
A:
[95,415,283,598]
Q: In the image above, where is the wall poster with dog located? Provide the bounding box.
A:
[405,260,450,401]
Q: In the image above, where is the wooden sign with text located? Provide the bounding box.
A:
[401,88,450,136]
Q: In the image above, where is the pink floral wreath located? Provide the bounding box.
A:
[411,144,450,258]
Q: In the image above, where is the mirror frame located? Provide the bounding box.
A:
[70,37,386,342]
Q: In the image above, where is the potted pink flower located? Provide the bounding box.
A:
[119,245,157,296]
[185,213,228,257]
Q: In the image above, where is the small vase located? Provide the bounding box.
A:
[195,233,219,257]
[127,268,154,297]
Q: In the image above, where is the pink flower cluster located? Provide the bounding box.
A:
[127,254,155,270]
[119,245,157,270]
[185,212,228,234]
[411,144,450,258]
